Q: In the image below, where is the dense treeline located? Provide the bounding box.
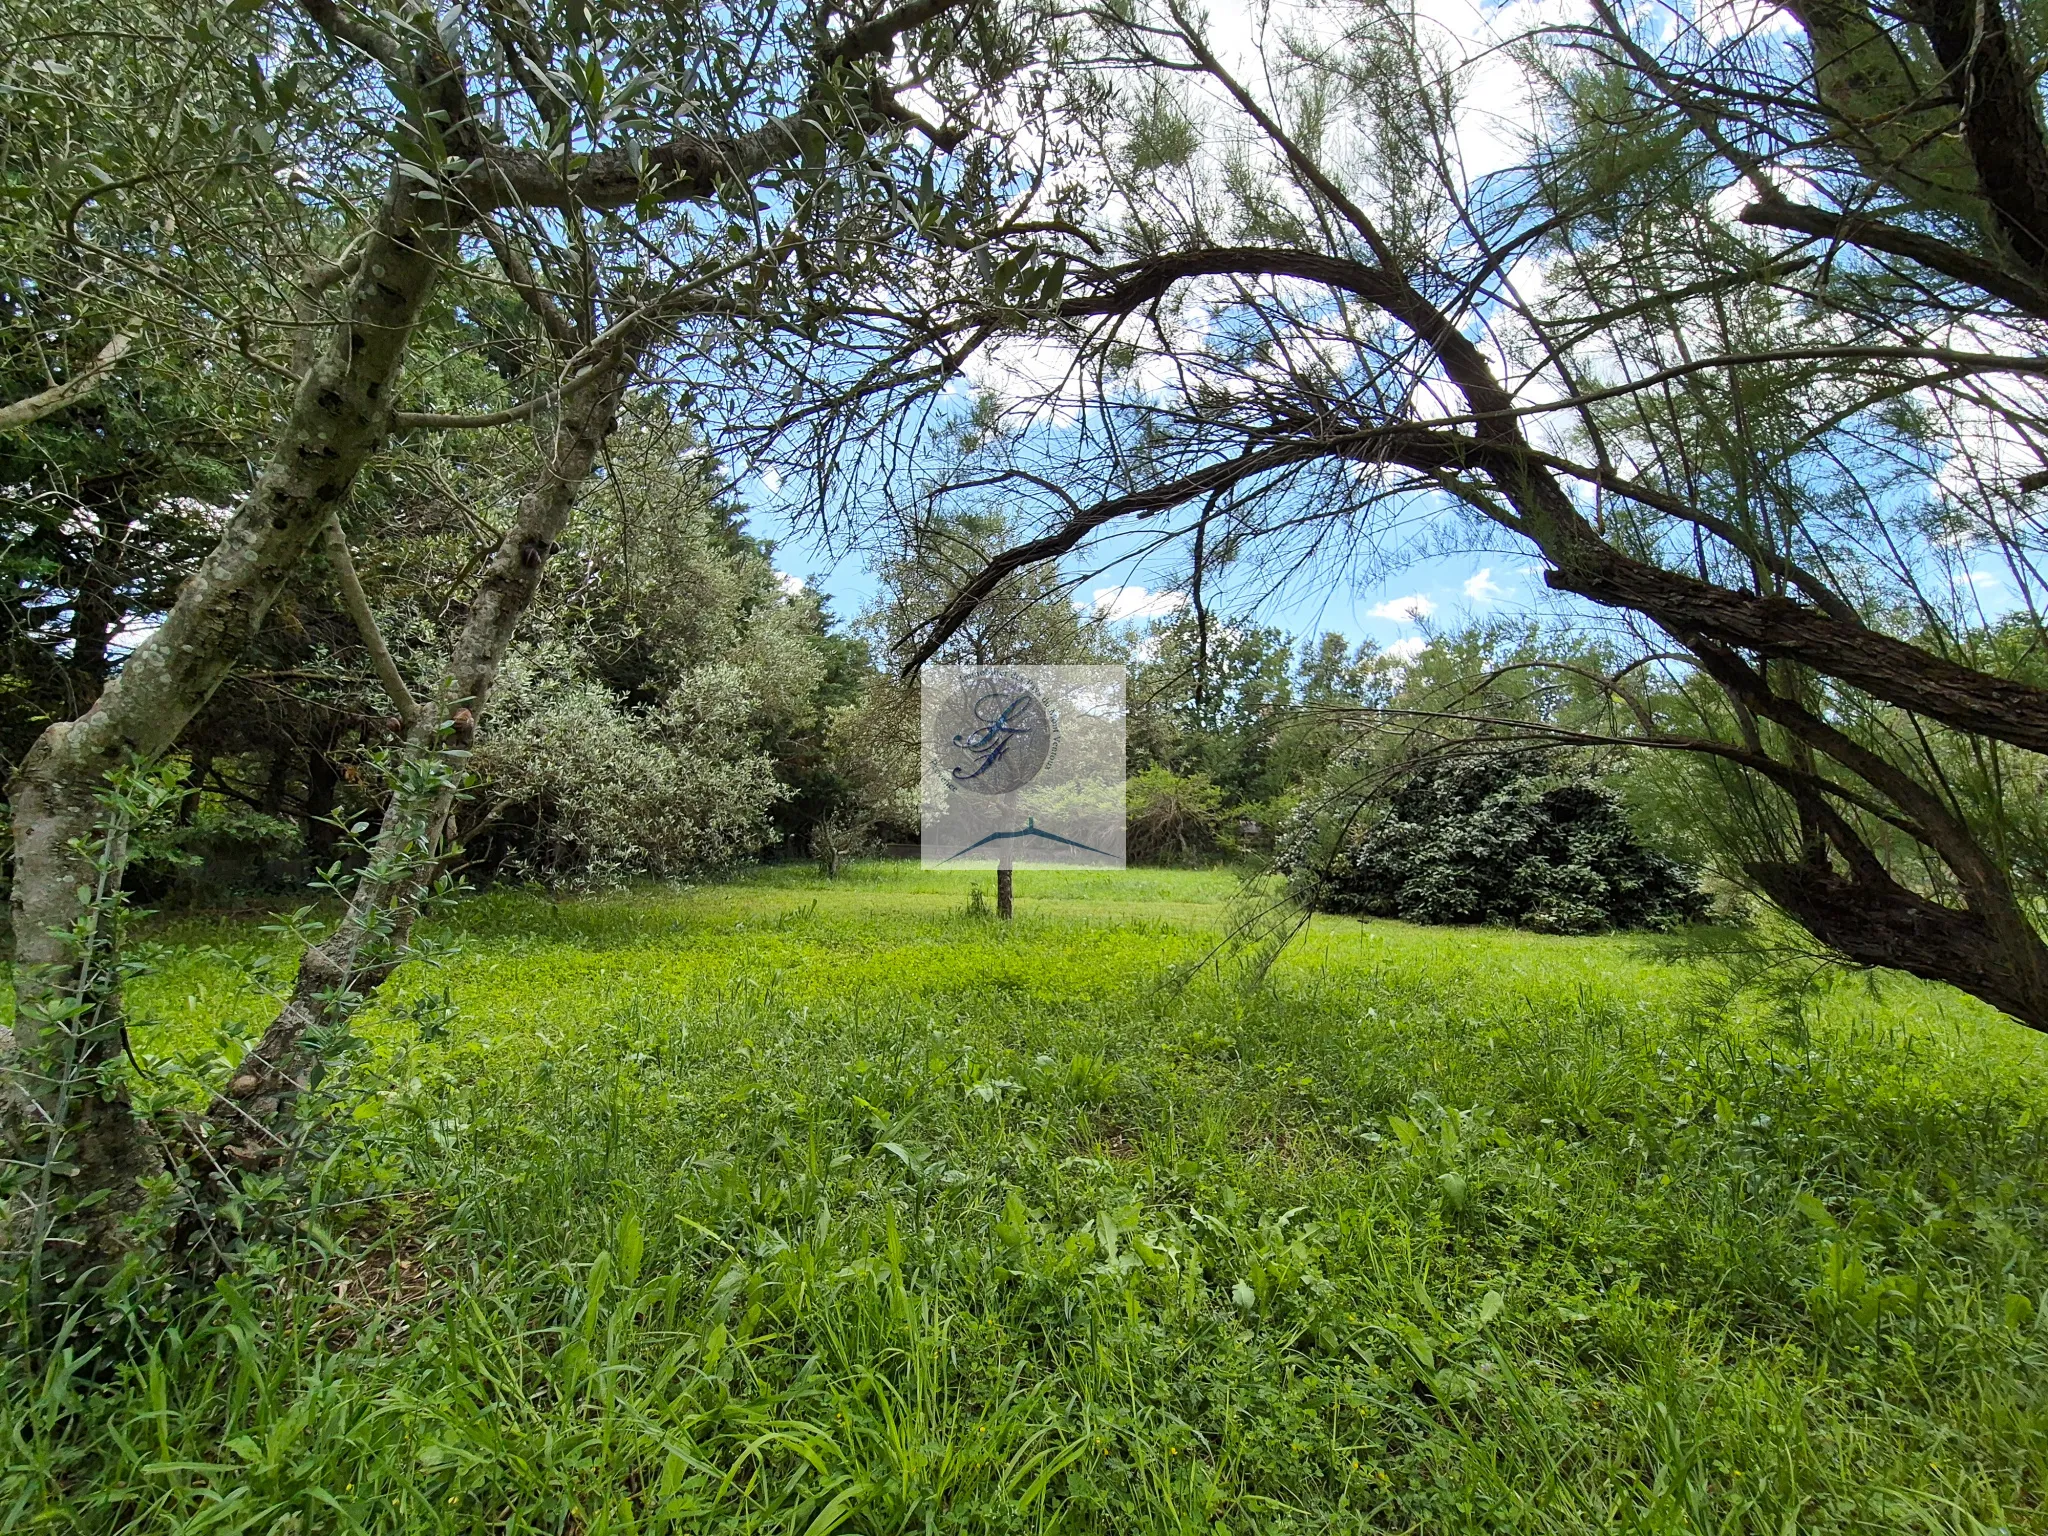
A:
[5,403,1429,896]
[4,401,879,895]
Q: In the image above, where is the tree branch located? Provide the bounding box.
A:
[1739,199,2048,318]
[464,0,970,212]
[392,395,558,432]
[1907,0,2048,271]
[0,332,133,433]
[299,0,404,73]
[898,425,1470,671]
[322,516,418,729]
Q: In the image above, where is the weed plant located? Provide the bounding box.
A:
[4,864,2046,1532]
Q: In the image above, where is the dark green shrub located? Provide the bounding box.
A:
[1298,758,1707,933]
[128,800,305,904]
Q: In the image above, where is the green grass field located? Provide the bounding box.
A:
[8,863,2048,1532]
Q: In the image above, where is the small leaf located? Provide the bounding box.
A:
[616,1211,643,1287]
[1792,1191,1836,1229]
[994,1189,1030,1249]
[879,1140,924,1173]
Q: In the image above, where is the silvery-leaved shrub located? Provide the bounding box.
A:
[468,644,783,885]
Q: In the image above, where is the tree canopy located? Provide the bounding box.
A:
[808,0,2048,1030]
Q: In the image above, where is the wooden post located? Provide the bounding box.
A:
[996,860,1014,920]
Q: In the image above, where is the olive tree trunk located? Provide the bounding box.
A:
[190,344,640,1184]
[1,171,457,1295]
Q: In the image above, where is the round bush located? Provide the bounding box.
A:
[1300,758,1706,933]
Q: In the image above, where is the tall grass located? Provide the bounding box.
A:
[5,864,2046,1532]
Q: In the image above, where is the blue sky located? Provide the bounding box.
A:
[750,477,1552,660]
[752,474,2032,665]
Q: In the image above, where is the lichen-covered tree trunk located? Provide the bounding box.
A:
[190,342,641,1189]
[1,171,456,1293]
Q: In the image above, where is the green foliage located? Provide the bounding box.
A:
[1301,757,1709,935]
[1124,765,1228,866]
[2,867,2044,1530]
[864,508,1116,669]
[1123,82,1200,175]
[332,415,852,885]
[0,0,352,774]
[1130,616,1396,814]
[465,645,786,886]
[138,800,301,899]
[818,675,919,847]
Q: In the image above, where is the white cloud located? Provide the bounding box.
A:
[1091,585,1188,621]
[1385,636,1429,663]
[1369,593,1438,622]
[756,466,783,495]
[1463,567,1506,603]
[775,571,804,597]
[1694,0,1801,44]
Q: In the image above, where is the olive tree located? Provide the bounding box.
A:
[2,0,1036,1310]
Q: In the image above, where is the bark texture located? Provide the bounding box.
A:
[2,171,456,1283]
[192,346,637,1185]
[1752,858,2048,1028]
[1907,0,2048,271]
